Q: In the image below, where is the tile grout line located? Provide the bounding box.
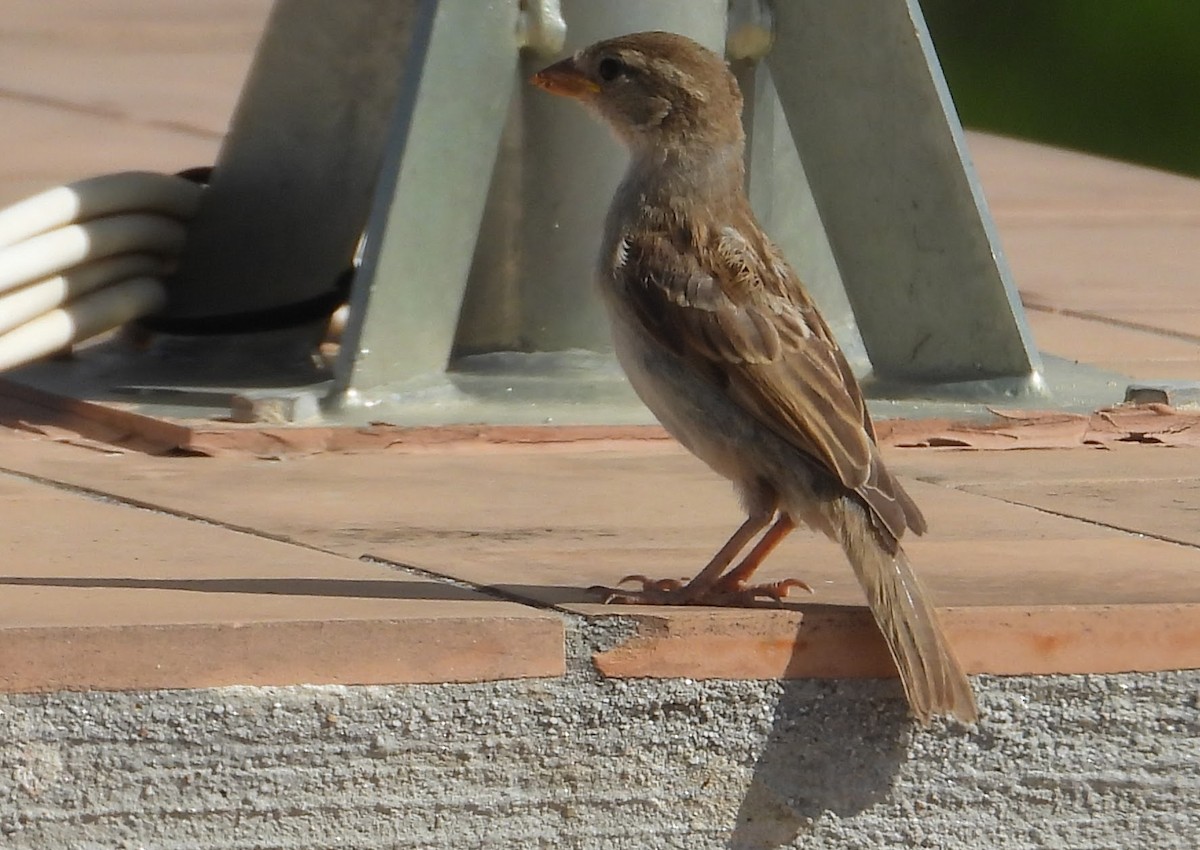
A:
[1024,302,1200,345]
[0,84,224,140]
[0,464,572,616]
[354,560,636,680]
[0,464,298,546]
[360,555,573,615]
[8,461,1195,622]
[945,485,1200,551]
[915,473,1200,489]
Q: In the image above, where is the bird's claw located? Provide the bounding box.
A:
[588,575,812,607]
[746,578,812,602]
[696,576,812,607]
[588,574,689,605]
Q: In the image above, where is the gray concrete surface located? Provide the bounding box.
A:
[3,616,1197,849]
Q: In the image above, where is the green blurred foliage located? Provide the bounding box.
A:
[919,0,1200,177]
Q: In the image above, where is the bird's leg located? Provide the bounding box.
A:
[706,514,811,604]
[593,512,771,605]
[676,512,775,599]
[715,514,796,587]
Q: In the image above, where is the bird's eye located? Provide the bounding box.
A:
[597,57,625,82]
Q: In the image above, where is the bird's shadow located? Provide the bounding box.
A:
[727,657,913,847]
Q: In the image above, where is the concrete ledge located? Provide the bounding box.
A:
[3,659,1197,848]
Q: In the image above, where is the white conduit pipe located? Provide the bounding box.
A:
[0,254,163,336]
[0,171,201,249]
[0,213,186,295]
[0,277,167,372]
[0,172,201,373]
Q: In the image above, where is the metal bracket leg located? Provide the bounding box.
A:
[766,0,1043,390]
[332,0,523,398]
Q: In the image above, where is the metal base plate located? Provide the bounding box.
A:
[5,337,1136,429]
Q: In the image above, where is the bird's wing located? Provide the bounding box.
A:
[614,209,923,540]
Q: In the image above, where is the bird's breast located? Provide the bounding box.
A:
[603,298,755,485]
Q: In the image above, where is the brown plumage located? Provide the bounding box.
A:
[532,31,977,724]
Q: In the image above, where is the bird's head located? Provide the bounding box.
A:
[531,31,744,157]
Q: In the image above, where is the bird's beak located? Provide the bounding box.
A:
[530,57,600,99]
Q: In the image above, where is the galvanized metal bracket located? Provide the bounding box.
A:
[11,0,1132,426]
[764,0,1044,396]
[331,0,524,399]
[330,0,1052,423]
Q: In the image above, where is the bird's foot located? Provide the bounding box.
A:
[589,575,689,605]
[590,574,811,607]
[702,576,812,606]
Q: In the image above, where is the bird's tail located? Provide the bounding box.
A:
[828,496,978,725]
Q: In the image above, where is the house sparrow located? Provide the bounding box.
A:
[532,32,977,724]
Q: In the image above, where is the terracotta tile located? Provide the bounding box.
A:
[887,444,1199,486]
[0,100,222,207]
[0,470,564,692]
[967,132,1200,221]
[968,134,1200,322]
[0,0,267,205]
[1022,305,1200,379]
[893,448,1200,581]
[959,478,1200,548]
[592,605,1200,679]
[1025,311,1199,367]
[369,522,1200,610]
[590,609,898,679]
[1004,223,1200,316]
[0,0,266,131]
[0,436,1114,557]
[3,434,1198,679]
[0,436,736,557]
[1100,310,1200,343]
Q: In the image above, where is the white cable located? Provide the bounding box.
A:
[0,254,163,336]
[0,170,203,373]
[0,213,186,296]
[0,171,202,250]
[0,277,166,373]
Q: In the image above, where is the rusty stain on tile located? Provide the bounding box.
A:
[594,604,1200,680]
